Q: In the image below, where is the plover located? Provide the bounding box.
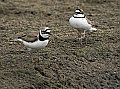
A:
[16,27,51,50]
[69,9,97,39]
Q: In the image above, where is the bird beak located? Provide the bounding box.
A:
[49,33,52,35]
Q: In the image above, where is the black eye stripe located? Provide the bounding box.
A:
[42,31,50,34]
[75,12,84,14]
[45,32,50,34]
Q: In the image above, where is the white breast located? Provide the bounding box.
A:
[69,16,92,31]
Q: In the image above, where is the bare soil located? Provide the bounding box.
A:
[0,0,120,89]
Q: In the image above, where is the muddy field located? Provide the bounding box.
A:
[0,0,120,89]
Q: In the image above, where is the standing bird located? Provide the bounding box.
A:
[15,27,51,50]
[69,9,97,39]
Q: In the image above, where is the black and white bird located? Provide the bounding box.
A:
[69,9,97,39]
[15,27,51,50]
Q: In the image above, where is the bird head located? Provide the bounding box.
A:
[39,27,51,38]
[42,27,51,34]
[75,9,84,14]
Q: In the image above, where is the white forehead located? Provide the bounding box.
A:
[44,27,51,32]
[45,27,50,30]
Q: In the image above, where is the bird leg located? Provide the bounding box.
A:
[77,30,86,45]
[27,47,32,51]
[77,30,86,40]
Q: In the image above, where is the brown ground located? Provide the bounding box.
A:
[0,0,120,89]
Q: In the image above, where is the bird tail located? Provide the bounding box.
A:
[89,27,97,32]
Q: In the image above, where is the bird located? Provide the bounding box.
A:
[15,27,51,50]
[69,9,97,39]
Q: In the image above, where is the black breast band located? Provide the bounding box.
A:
[39,33,49,41]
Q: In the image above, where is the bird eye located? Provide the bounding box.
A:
[41,31,50,34]
[76,12,81,14]
[75,11,84,14]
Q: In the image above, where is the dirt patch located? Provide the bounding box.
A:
[0,0,120,89]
